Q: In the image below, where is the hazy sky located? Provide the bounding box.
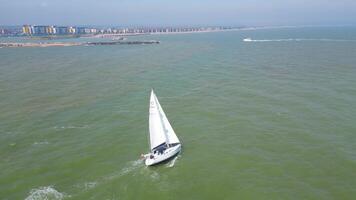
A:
[1,0,356,26]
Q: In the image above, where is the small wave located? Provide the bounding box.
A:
[25,186,68,200]
[74,181,97,191]
[243,38,356,42]
[157,87,199,100]
[83,182,97,190]
[54,125,90,130]
[149,171,160,180]
[33,141,49,145]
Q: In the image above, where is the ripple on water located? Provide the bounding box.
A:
[53,125,90,130]
[33,141,49,146]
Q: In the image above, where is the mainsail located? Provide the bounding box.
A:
[155,93,180,145]
[149,90,180,150]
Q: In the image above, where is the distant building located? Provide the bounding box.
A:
[85,28,94,34]
[22,25,34,35]
[18,24,228,36]
[72,27,92,34]
[68,27,76,34]
[46,26,56,34]
[33,26,47,35]
[0,28,13,35]
[75,27,84,34]
[56,26,68,35]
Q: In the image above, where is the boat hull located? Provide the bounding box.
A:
[145,144,181,166]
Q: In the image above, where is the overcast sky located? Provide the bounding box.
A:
[1,0,356,26]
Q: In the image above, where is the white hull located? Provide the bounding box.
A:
[145,144,181,166]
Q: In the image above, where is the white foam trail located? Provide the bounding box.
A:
[243,38,356,42]
[104,159,143,181]
[73,159,143,195]
[166,156,179,168]
[25,186,68,200]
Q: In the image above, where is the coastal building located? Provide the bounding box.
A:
[56,26,69,35]
[75,27,92,35]
[18,25,230,36]
[76,27,85,34]
[46,26,56,34]
[84,28,92,34]
[0,28,16,36]
[76,27,94,34]
[22,25,34,35]
[33,26,47,35]
[68,27,76,34]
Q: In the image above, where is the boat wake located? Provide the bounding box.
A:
[74,159,143,194]
[118,159,143,176]
[25,186,69,200]
[243,38,356,42]
[104,159,143,181]
[166,155,180,168]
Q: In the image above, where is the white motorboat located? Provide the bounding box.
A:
[143,90,181,166]
[243,38,253,42]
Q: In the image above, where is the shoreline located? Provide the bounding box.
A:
[0,40,159,48]
[85,28,242,38]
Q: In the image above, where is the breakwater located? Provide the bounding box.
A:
[0,40,159,48]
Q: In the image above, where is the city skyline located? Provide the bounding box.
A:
[1,0,356,26]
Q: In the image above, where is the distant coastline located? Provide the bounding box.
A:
[1,25,239,37]
[0,40,160,48]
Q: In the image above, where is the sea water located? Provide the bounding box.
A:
[0,26,356,199]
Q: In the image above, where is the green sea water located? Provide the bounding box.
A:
[1,27,356,199]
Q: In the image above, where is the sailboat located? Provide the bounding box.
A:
[142,89,181,166]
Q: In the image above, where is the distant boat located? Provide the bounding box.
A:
[142,90,181,166]
[243,38,252,42]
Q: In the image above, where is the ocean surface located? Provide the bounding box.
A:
[0,26,356,199]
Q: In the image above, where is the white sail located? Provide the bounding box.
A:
[154,93,180,145]
[149,90,167,150]
[145,90,182,166]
